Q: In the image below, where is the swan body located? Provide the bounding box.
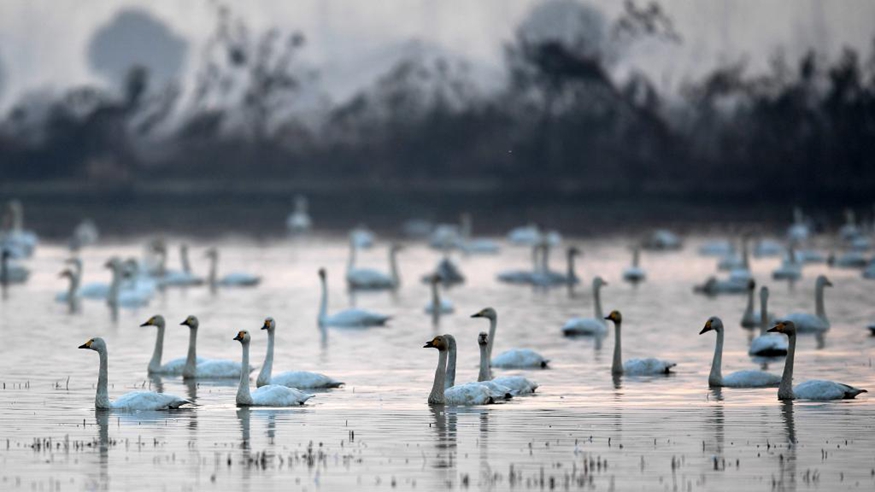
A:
[828,251,867,269]
[443,335,513,401]
[457,213,500,254]
[606,310,676,376]
[473,308,549,369]
[0,250,29,283]
[256,317,343,389]
[623,247,646,283]
[422,257,465,286]
[850,236,870,251]
[105,259,151,310]
[787,208,811,242]
[768,321,866,400]
[531,246,580,287]
[864,261,875,279]
[749,286,789,356]
[181,315,252,379]
[234,330,313,406]
[491,376,538,395]
[286,196,312,233]
[424,335,493,405]
[69,219,99,250]
[347,244,402,290]
[402,219,434,238]
[778,275,831,333]
[497,244,543,284]
[429,224,462,250]
[161,246,204,287]
[797,249,825,263]
[507,225,561,247]
[562,277,608,336]
[206,248,260,289]
[700,317,781,388]
[424,275,454,314]
[740,280,775,328]
[772,250,802,280]
[318,268,391,327]
[473,332,538,396]
[79,337,190,410]
[0,200,38,258]
[699,240,733,256]
[694,277,747,295]
[642,229,682,251]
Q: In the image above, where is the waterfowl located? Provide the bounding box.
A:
[562,277,608,336]
[106,259,150,310]
[0,200,38,258]
[748,286,788,357]
[476,332,538,395]
[642,229,682,251]
[161,245,204,287]
[700,317,780,388]
[693,276,747,296]
[78,337,190,410]
[423,335,493,406]
[233,330,313,406]
[180,315,251,379]
[350,225,375,249]
[768,321,866,400]
[346,243,403,290]
[838,208,861,241]
[863,259,875,279]
[772,246,802,280]
[471,307,549,368]
[786,207,810,242]
[424,274,454,315]
[727,238,753,283]
[422,256,465,286]
[205,248,260,289]
[753,239,784,258]
[0,249,29,284]
[256,317,342,389]
[778,275,831,333]
[444,334,513,401]
[532,245,580,286]
[506,224,561,247]
[699,240,734,257]
[827,250,867,269]
[740,280,774,328]
[605,310,675,375]
[69,219,99,251]
[56,268,80,310]
[497,244,543,284]
[623,247,646,283]
[458,213,500,254]
[318,268,391,327]
[140,315,204,375]
[286,195,312,233]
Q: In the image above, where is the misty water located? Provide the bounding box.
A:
[1,235,873,491]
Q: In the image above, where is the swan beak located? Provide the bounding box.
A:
[602,281,608,286]
[180,320,189,326]
[604,316,610,320]
[261,321,270,330]
[470,313,481,318]
[767,323,784,333]
[140,321,151,327]
[233,331,245,341]
[699,319,713,334]
[423,340,436,348]
[825,280,833,287]
[78,340,92,349]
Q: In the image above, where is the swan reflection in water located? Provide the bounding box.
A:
[430,406,458,469]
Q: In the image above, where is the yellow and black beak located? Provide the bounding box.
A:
[78,339,93,349]
[233,331,245,341]
[180,319,189,326]
[767,322,784,334]
[470,312,482,319]
[699,319,713,335]
[423,339,437,348]
[261,320,270,330]
[140,319,152,327]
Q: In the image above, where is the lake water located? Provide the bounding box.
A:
[1,235,873,491]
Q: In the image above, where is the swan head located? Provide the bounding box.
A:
[103,257,120,269]
[1,249,10,260]
[391,244,404,253]
[768,320,797,336]
[318,268,327,279]
[568,247,581,257]
[59,269,73,279]
[423,335,449,351]
[760,286,769,300]
[426,273,442,285]
[746,279,756,291]
[471,307,496,320]
[478,332,488,346]
[233,330,251,344]
[699,316,723,334]
[604,310,622,323]
[141,315,165,328]
[816,275,833,288]
[204,247,218,259]
[592,276,607,289]
[78,337,106,351]
[180,315,199,329]
[261,317,276,331]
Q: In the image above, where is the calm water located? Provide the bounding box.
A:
[1,235,873,491]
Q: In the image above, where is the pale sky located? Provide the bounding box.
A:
[0,0,873,108]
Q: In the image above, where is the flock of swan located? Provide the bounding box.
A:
[1,199,872,412]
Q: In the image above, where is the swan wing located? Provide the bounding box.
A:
[79,283,110,299]
[780,313,829,333]
[491,376,538,395]
[347,268,393,288]
[324,309,390,327]
[491,349,549,369]
[270,371,343,389]
[748,334,789,356]
[251,385,314,406]
[722,370,782,388]
[562,317,607,336]
[623,358,676,375]
[794,380,867,400]
[111,391,190,410]
[219,273,261,286]
[445,383,493,405]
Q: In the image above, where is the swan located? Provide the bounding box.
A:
[532,246,580,286]
[699,317,780,387]
[868,323,875,335]
[424,274,454,315]
[286,195,312,233]
[796,248,826,264]
[180,315,251,379]
[740,280,774,328]
[838,208,861,241]
[233,330,313,406]
[444,334,513,401]
[67,258,111,300]
[562,277,608,336]
[350,225,375,249]
[0,249,29,284]
[69,219,99,251]
[699,240,734,257]
[507,224,561,247]
[458,213,500,254]
[726,238,753,283]
[749,286,789,357]
[56,268,80,309]
[421,256,465,286]
[0,200,38,258]
[693,276,747,296]
[318,268,391,327]
[205,248,260,289]
[256,317,343,389]
[827,250,867,269]
[140,315,204,375]
[642,229,682,251]
[605,310,675,375]
[106,259,150,310]
[767,321,867,400]
[476,332,538,395]
[471,307,549,368]
[423,335,493,405]
[772,246,802,280]
[78,337,190,410]
[346,243,403,290]
[161,245,204,287]
[497,244,543,284]
[623,247,646,283]
[786,207,810,242]
[850,235,871,251]
[429,223,461,250]
[778,275,831,333]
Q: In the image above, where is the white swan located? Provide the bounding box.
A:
[444,335,513,401]
[140,315,204,375]
[161,245,204,287]
[424,274,454,314]
[256,317,343,389]
[532,246,580,286]
[699,240,734,257]
[346,243,402,290]
[778,275,831,333]
[863,259,875,279]
[476,332,538,395]
[727,238,752,283]
[642,229,682,251]
[318,268,391,327]
[772,246,802,280]
[422,256,465,286]
[180,315,251,379]
[205,248,260,289]
[497,244,543,284]
[506,224,561,247]
[828,250,868,269]
[700,317,780,388]
[753,239,783,258]
[350,225,375,249]
[106,259,150,310]
[0,249,29,284]
[458,213,500,254]
[471,307,549,368]
[0,200,38,258]
[768,321,867,400]
[606,310,675,375]
[69,219,99,251]
[786,207,810,242]
[623,247,646,283]
[233,330,313,406]
[740,280,774,328]
[562,277,608,336]
[66,258,110,300]
[78,337,190,410]
[423,335,493,405]
[838,208,861,241]
[286,195,312,233]
[749,286,789,357]
[693,276,747,296]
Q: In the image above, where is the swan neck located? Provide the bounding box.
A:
[318,276,328,324]
[208,254,217,291]
[815,284,827,322]
[541,245,550,273]
[741,239,750,268]
[487,316,497,363]
[611,322,623,375]
[107,265,121,306]
[148,326,165,373]
[428,350,447,405]
[445,340,457,389]
[593,284,604,320]
[389,249,400,288]
[237,342,253,405]
[709,330,724,386]
[478,343,491,382]
[183,327,198,379]
[256,330,275,387]
[96,346,111,409]
[759,291,769,334]
[430,281,440,312]
[181,248,192,273]
[567,252,576,279]
[744,288,755,319]
[778,335,796,400]
[633,249,640,267]
[347,243,356,274]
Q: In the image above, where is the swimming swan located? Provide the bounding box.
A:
[562,277,608,336]
[471,307,549,368]
[740,280,775,328]
[233,330,313,406]
[140,315,204,375]
[444,334,513,401]
[623,247,646,283]
[699,317,780,388]
[318,268,391,327]
[0,249,30,284]
[78,337,190,410]
[56,268,80,309]
[205,248,260,290]
[161,245,204,287]
[768,321,867,400]
[180,315,252,379]
[106,259,150,310]
[424,274,454,315]
[346,243,403,290]
[778,275,832,333]
[256,317,343,389]
[476,332,538,395]
[605,310,676,375]
[423,335,493,405]
[748,286,788,357]
[286,195,312,233]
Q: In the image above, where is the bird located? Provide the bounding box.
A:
[605,310,676,375]
[768,321,866,400]
[424,274,454,315]
[205,248,260,290]
[772,246,802,281]
[78,337,190,410]
[496,244,543,284]
[740,280,775,328]
[471,307,549,368]
[55,268,80,308]
[699,317,780,388]
[0,249,29,285]
[346,243,403,290]
[317,268,391,328]
[423,335,494,405]
[140,315,204,375]
[476,332,538,395]
[693,276,747,296]
[458,213,500,254]
[180,315,252,379]
[622,247,646,284]
[0,200,38,258]
[233,331,313,406]
[443,334,513,401]
[160,245,204,287]
[778,275,832,333]
[699,240,734,257]
[641,229,682,250]
[255,317,343,389]
[349,225,375,249]
[748,286,788,357]
[562,277,608,336]
[286,195,312,233]
[531,245,581,287]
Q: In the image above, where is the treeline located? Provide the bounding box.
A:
[1,2,874,200]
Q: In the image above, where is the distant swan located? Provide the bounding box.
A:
[693,276,747,296]
[472,307,549,368]
[106,259,150,310]
[699,240,733,257]
[699,317,780,388]
[740,280,774,328]
[778,275,831,333]
[256,317,343,389]
[233,330,313,406]
[532,245,580,286]
[507,224,561,247]
[562,277,608,336]
[642,229,682,251]
[346,243,403,290]
[78,337,190,410]
[424,335,493,405]
[458,213,500,254]
[286,195,312,233]
[55,268,80,308]
[161,245,204,287]
[748,286,788,357]
[772,245,802,280]
[350,225,375,249]
[318,268,391,327]
[180,315,252,379]
[497,244,542,284]
[0,200,38,258]
[768,321,866,400]
[622,247,646,283]
[205,248,260,290]
[424,274,454,315]
[605,310,675,375]
[0,249,30,284]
